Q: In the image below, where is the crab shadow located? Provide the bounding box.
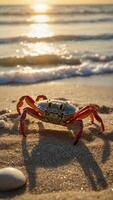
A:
[21,122,111,192]
[84,124,113,163]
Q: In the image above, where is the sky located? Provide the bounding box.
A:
[0,0,113,4]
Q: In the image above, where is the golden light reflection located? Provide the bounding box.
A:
[26,21,55,55]
[28,23,54,38]
[25,43,56,56]
[32,4,49,13]
[27,4,54,55]
[29,14,50,23]
[28,4,53,37]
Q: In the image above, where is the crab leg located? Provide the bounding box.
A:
[73,120,83,145]
[75,107,104,132]
[90,113,94,124]
[76,104,99,114]
[17,95,41,115]
[67,120,83,145]
[19,107,42,137]
[93,111,105,132]
[76,104,98,124]
[67,107,104,145]
[36,95,47,101]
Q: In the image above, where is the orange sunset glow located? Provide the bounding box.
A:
[0,0,113,4]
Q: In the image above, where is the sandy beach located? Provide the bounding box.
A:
[0,77,113,199]
[0,1,113,199]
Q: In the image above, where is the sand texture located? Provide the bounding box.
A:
[0,81,113,199]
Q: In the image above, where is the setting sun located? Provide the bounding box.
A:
[32,4,49,13]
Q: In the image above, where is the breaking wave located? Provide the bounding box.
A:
[0,62,113,84]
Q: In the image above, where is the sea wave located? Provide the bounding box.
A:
[0,55,81,66]
[0,4,113,17]
[0,9,113,16]
[0,54,113,67]
[0,17,113,25]
[1,34,113,45]
[0,62,113,84]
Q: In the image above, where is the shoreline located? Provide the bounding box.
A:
[0,73,113,87]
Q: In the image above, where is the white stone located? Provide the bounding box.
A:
[0,120,5,128]
[0,167,26,191]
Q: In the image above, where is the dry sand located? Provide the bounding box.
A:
[0,79,113,199]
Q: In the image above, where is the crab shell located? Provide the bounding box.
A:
[36,99,78,125]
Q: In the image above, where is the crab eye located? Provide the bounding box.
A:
[60,104,64,111]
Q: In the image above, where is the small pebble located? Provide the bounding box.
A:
[0,120,6,128]
[0,167,26,191]
[0,109,8,115]
[0,109,11,115]
[12,100,16,103]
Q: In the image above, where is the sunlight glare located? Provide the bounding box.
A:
[27,4,54,55]
[32,4,49,13]
[29,15,49,23]
[28,23,53,38]
[24,43,57,56]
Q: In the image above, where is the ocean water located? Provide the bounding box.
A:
[0,4,113,84]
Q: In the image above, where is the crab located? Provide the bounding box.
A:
[16,95,105,145]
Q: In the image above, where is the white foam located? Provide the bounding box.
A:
[0,62,113,84]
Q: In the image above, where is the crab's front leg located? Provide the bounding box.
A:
[17,96,36,115]
[17,95,47,115]
[19,107,42,137]
[66,120,83,145]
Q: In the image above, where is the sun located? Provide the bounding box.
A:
[32,4,49,13]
